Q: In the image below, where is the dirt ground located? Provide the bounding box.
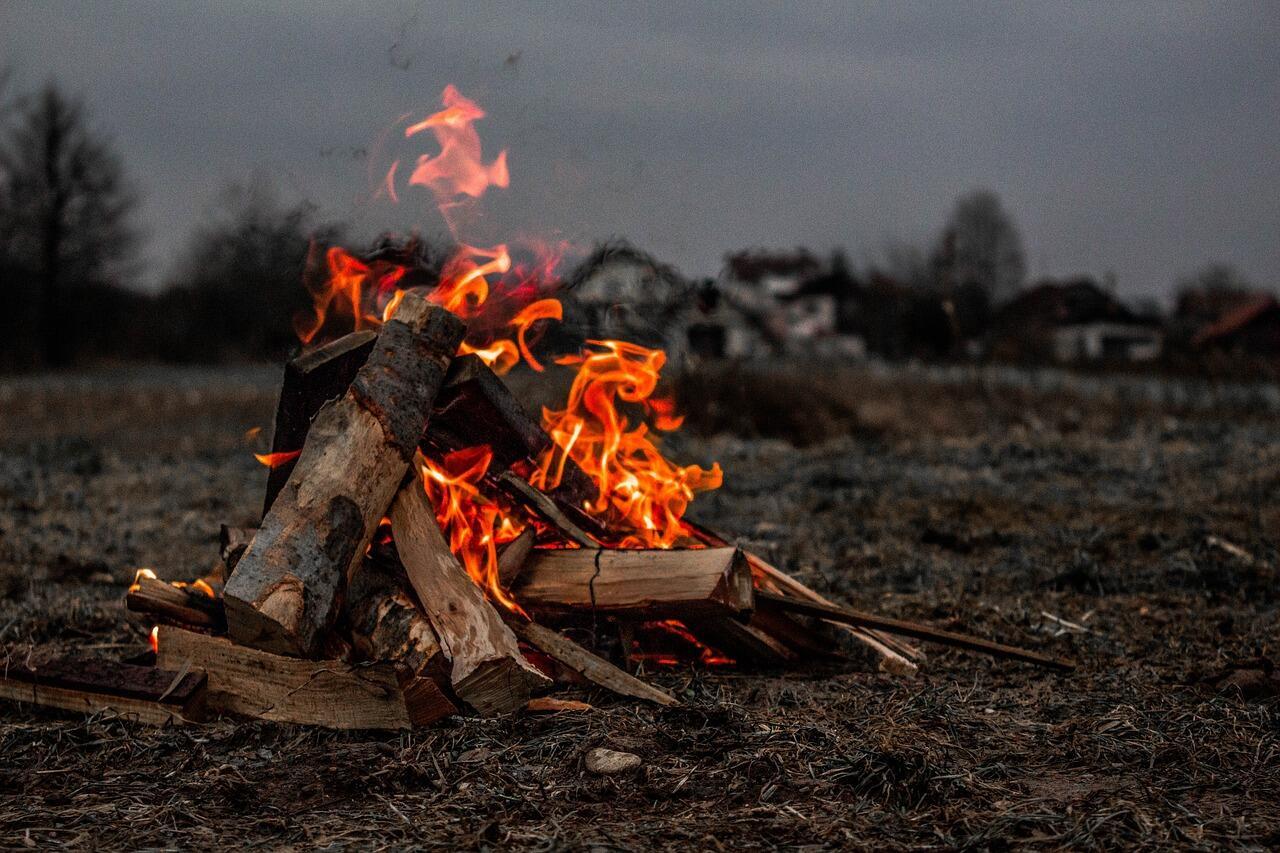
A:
[1,364,1277,850]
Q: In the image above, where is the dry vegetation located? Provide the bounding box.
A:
[2,363,1278,849]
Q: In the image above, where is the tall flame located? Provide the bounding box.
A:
[534,340,722,548]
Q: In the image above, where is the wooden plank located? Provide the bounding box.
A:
[497,526,536,589]
[156,626,412,729]
[512,546,753,620]
[390,461,551,716]
[510,620,678,707]
[262,330,378,516]
[0,653,206,725]
[756,592,1076,671]
[224,295,464,657]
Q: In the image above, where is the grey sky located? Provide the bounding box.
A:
[3,1,1277,300]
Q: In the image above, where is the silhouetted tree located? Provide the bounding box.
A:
[939,189,1025,303]
[0,84,138,367]
[165,178,343,361]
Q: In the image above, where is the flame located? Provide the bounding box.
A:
[149,626,159,654]
[417,448,527,616]
[533,340,722,548]
[129,568,157,592]
[254,449,302,468]
[130,567,217,599]
[644,620,735,666]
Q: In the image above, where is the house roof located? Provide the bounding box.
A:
[1192,294,1280,347]
[995,278,1148,328]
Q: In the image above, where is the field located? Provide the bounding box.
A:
[2,363,1278,849]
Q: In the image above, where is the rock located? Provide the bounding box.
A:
[584,747,641,775]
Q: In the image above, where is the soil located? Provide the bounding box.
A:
[1,364,1277,850]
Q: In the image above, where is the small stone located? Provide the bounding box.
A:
[584,747,641,775]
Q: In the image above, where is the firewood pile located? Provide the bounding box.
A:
[1,293,1071,729]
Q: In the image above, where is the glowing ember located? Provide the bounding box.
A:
[533,340,722,548]
[254,449,302,468]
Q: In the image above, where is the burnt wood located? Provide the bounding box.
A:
[263,330,378,516]
[0,652,207,724]
[126,575,226,632]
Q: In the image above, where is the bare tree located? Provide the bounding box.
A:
[939,189,1026,303]
[0,83,137,366]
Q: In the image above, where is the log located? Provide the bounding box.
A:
[224,295,464,657]
[0,652,206,725]
[497,526,536,589]
[755,592,1076,672]
[126,575,225,631]
[262,330,378,516]
[219,524,257,573]
[156,626,412,729]
[390,462,550,716]
[684,616,795,667]
[343,558,457,725]
[511,546,753,619]
[510,620,678,707]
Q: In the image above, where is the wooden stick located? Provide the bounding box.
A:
[512,546,753,620]
[686,522,921,674]
[756,592,1076,671]
[497,526,536,590]
[496,472,598,548]
[0,652,206,725]
[156,626,413,729]
[126,575,225,631]
[224,295,464,657]
[510,621,678,707]
[390,459,550,716]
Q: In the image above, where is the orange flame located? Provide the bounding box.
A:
[148,626,159,654]
[533,340,722,548]
[254,449,302,468]
[417,448,527,616]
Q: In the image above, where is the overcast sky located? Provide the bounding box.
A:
[3,1,1277,300]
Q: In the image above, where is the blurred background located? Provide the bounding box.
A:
[0,2,1276,381]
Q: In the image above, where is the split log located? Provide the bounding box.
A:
[0,653,206,726]
[224,295,464,657]
[390,461,550,716]
[512,546,753,619]
[262,330,378,516]
[156,626,412,729]
[510,620,678,707]
[343,558,457,725]
[497,526,536,589]
[126,575,225,631]
[756,592,1076,671]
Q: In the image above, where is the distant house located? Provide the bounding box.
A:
[562,243,762,364]
[990,278,1162,364]
[1192,294,1280,358]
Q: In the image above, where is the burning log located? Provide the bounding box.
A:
[262,330,378,516]
[343,558,457,725]
[0,652,206,726]
[684,617,795,666]
[223,295,465,657]
[495,471,597,548]
[511,546,753,620]
[126,573,225,631]
[510,620,678,707]
[156,626,414,729]
[390,461,551,715]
